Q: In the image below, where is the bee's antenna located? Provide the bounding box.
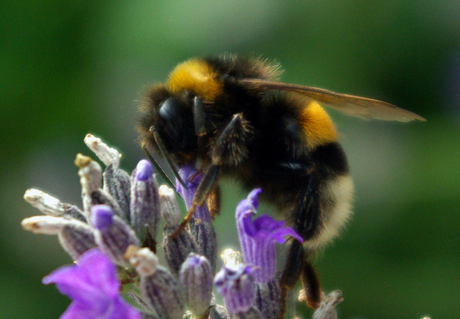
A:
[142,143,176,190]
[150,128,188,189]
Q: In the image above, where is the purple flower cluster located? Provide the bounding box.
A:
[21,134,341,319]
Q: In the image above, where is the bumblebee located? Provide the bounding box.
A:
[138,54,425,312]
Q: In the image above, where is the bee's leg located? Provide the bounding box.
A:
[207,184,221,217]
[279,239,304,316]
[211,113,254,167]
[172,112,252,237]
[193,96,218,154]
[204,111,252,217]
[301,255,321,309]
[171,163,219,238]
[280,244,321,316]
[193,96,207,136]
[277,169,322,316]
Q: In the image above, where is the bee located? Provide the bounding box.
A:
[138,54,425,313]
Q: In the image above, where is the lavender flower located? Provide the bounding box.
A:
[160,185,200,277]
[214,264,258,314]
[42,248,140,319]
[235,189,304,319]
[179,253,213,316]
[21,134,344,319]
[85,134,131,221]
[21,215,97,260]
[127,246,184,319]
[176,164,211,222]
[75,153,102,215]
[130,159,161,245]
[177,163,218,272]
[103,164,132,221]
[236,188,304,283]
[91,204,139,266]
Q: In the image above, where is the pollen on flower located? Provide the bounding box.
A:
[126,246,158,276]
[221,248,243,267]
[74,153,92,168]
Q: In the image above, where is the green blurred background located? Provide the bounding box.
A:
[2,1,459,318]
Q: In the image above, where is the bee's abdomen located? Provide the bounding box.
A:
[304,174,354,250]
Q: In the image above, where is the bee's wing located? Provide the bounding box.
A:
[240,79,426,122]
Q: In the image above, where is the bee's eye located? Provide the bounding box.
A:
[158,98,183,140]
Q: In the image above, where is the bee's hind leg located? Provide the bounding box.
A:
[277,169,323,317]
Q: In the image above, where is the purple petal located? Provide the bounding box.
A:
[90,205,114,230]
[135,160,153,181]
[236,200,256,265]
[235,189,304,283]
[77,248,120,295]
[59,298,140,319]
[43,264,100,302]
[247,188,262,209]
[252,214,304,244]
[241,213,257,237]
[43,248,140,319]
[177,163,213,223]
[43,249,118,299]
[236,198,254,217]
[269,226,304,244]
[179,163,202,187]
[176,163,202,207]
[252,214,286,233]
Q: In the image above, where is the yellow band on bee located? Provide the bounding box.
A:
[167,59,223,101]
[299,101,337,149]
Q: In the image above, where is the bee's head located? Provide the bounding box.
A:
[138,85,197,164]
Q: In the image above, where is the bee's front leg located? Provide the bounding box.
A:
[172,112,253,237]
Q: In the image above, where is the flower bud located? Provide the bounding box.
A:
[159,185,180,226]
[253,281,281,319]
[179,253,213,316]
[162,225,199,278]
[208,304,230,319]
[103,165,131,222]
[84,134,120,168]
[21,216,96,260]
[23,189,86,222]
[90,188,125,220]
[214,264,256,314]
[159,185,200,277]
[63,204,87,222]
[23,189,65,216]
[139,264,184,319]
[130,160,161,244]
[75,154,101,215]
[91,205,139,266]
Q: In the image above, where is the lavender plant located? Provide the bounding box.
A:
[21,134,343,319]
